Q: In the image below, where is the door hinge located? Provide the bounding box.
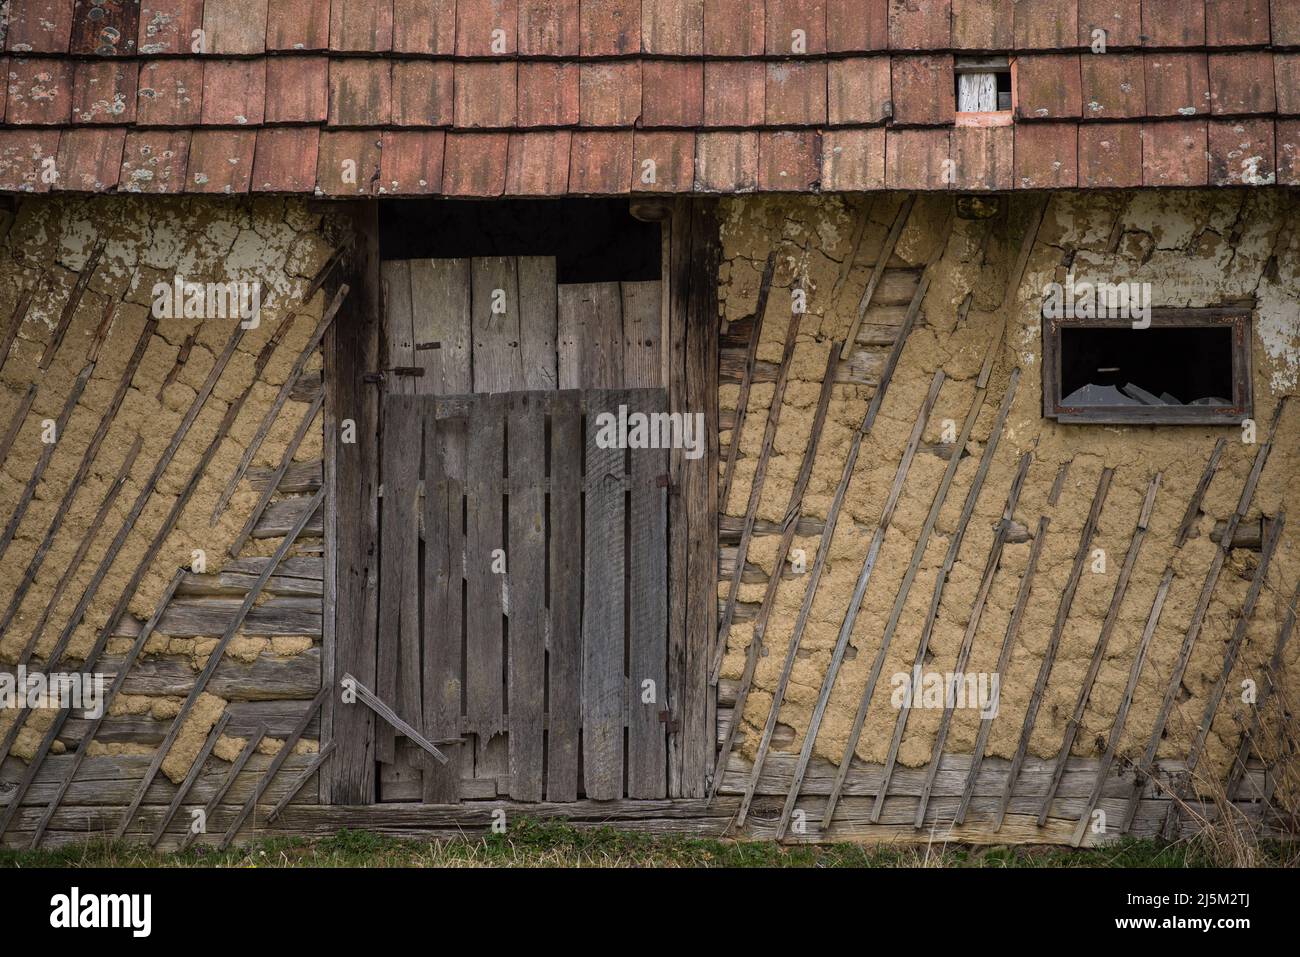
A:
[364,366,426,384]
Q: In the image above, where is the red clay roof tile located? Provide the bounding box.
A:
[703,0,764,55]
[703,60,764,127]
[316,129,381,194]
[1015,0,1077,48]
[766,0,826,55]
[185,127,255,192]
[202,0,269,55]
[71,59,136,124]
[828,57,890,125]
[952,0,1013,48]
[765,61,827,126]
[0,57,7,119]
[1014,121,1078,187]
[0,128,60,190]
[443,131,509,194]
[1275,54,1300,116]
[889,0,951,50]
[251,127,320,192]
[891,55,955,126]
[1275,0,1300,46]
[380,129,445,193]
[1208,118,1275,185]
[454,61,518,128]
[505,129,570,194]
[579,61,641,126]
[392,60,453,127]
[519,0,580,56]
[1141,119,1208,186]
[1141,0,1203,47]
[758,129,819,190]
[119,128,189,191]
[1080,52,1144,119]
[695,130,758,190]
[1208,52,1276,116]
[265,57,329,124]
[568,129,633,192]
[1077,121,1141,186]
[642,61,703,127]
[886,127,949,189]
[580,0,639,55]
[1016,54,1083,120]
[268,1,331,50]
[642,0,704,55]
[951,124,1012,189]
[1145,52,1210,117]
[55,127,125,190]
[633,130,695,190]
[1078,1,1141,48]
[518,62,579,126]
[329,59,393,127]
[137,1,204,56]
[6,1,74,54]
[1205,0,1270,46]
[393,0,456,54]
[6,58,73,125]
[200,59,264,126]
[1277,119,1300,185]
[821,127,885,189]
[71,0,140,55]
[827,0,887,52]
[331,0,394,53]
[137,59,202,127]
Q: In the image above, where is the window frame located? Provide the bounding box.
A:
[1041,306,1254,426]
[954,55,1016,128]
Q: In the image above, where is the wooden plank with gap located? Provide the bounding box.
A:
[546,390,583,801]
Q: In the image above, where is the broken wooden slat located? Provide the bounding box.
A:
[266,741,336,824]
[0,384,38,468]
[546,391,583,802]
[1048,460,1070,506]
[719,251,775,511]
[344,675,448,765]
[0,284,37,378]
[840,195,915,360]
[1175,438,1226,547]
[178,730,264,852]
[38,243,104,370]
[147,713,231,848]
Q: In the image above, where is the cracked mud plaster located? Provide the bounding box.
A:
[0,196,336,783]
[718,190,1300,798]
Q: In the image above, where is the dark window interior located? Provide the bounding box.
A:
[379,198,661,283]
[1060,326,1235,408]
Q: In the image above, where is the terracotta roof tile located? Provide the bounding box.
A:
[5,1,74,54]
[505,129,570,194]
[265,57,329,124]
[758,129,820,190]
[268,0,331,50]
[186,128,255,192]
[6,58,73,125]
[1078,1,1141,48]
[1016,54,1082,120]
[1140,119,1208,186]
[642,61,703,127]
[1275,55,1300,116]
[694,130,758,190]
[316,129,381,194]
[443,131,509,194]
[251,127,320,192]
[889,0,951,50]
[392,61,453,127]
[137,59,203,127]
[643,0,704,55]
[633,130,695,190]
[519,0,579,56]
[1077,121,1141,186]
[1206,0,1270,46]
[568,129,633,192]
[703,61,764,127]
[54,127,125,190]
[329,59,393,127]
[951,124,1012,189]
[703,0,764,55]
[821,127,885,189]
[119,129,189,192]
[0,57,7,119]
[827,0,887,52]
[71,60,136,124]
[454,62,518,128]
[891,55,955,126]
[579,61,641,126]
[393,0,456,54]
[1145,52,1210,117]
[1208,52,1276,116]
[380,129,445,193]
[765,61,827,125]
[1141,0,1203,47]
[1276,1,1300,46]
[886,127,949,189]
[200,59,264,126]
[71,0,140,55]
[518,62,579,126]
[1014,121,1078,187]
[1079,52,1144,120]
[457,0,518,55]
[1208,118,1275,185]
[1014,0,1077,48]
[1278,119,1300,185]
[331,0,394,53]
[202,0,269,55]
[0,129,61,191]
[580,0,639,55]
[952,0,1013,49]
[138,2,204,55]
[828,57,890,125]
[766,0,826,55]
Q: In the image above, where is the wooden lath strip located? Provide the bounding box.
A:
[1175,438,1226,547]
[736,276,927,827]
[38,242,104,371]
[178,728,264,852]
[915,450,1033,827]
[0,283,38,378]
[1121,400,1286,833]
[710,307,803,684]
[266,741,336,824]
[344,673,449,765]
[711,344,839,799]
[210,285,348,523]
[840,194,915,360]
[147,712,231,848]
[718,250,776,512]
[770,370,946,838]
[1000,196,1049,309]
[957,515,1050,824]
[871,368,1022,824]
[1037,472,1163,826]
[113,485,326,840]
[821,348,1000,831]
[994,466,1113,829]
[0,384,38,463]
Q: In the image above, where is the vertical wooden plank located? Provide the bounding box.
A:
[518,256,559,390]
[546,390,583,801]
[472,257,524,394]
[627,388,669,798]
[507,392,547,800]
[466,394,507,781]
[408,258,472,395]
[583,390,628,799]
[557,282,624,389]
[621,281,663,388]
[381,260,415,395]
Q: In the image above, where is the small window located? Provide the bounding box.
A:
[955,57,1013,126]
[1042,307,1253,425]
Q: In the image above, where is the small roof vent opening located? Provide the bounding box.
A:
[955,57,1013,125]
